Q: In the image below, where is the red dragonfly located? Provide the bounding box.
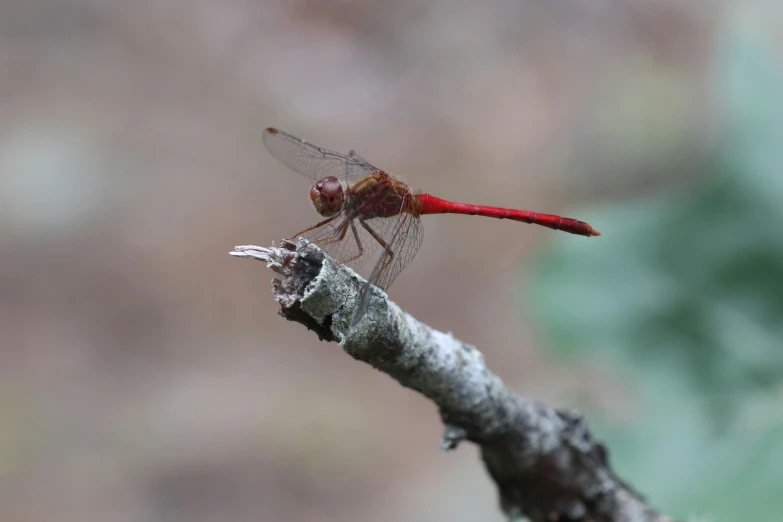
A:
[263,128,599,322]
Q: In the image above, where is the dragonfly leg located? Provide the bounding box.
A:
[335,220,365,266]
[314,219,350,248]
[287,215,338,240]
[360,219,394,270]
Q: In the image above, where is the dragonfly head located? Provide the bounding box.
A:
[310,176,344,217]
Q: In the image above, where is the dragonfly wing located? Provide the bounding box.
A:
[356,194,423,292]
[348,206,423,330]
[347,150,372,164]
[371,210,423,291]
[263,128,376,182]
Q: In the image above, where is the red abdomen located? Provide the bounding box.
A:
[415,194,600,237]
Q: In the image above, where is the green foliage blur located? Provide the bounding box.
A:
[527,13,783,522]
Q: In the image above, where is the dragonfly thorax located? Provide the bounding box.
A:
[310,176,345,217]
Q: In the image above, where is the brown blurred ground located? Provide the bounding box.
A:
[0,1,729,521]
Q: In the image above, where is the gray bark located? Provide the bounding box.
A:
[230,239,676,522]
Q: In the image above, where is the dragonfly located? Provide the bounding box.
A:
[263,128,600,326]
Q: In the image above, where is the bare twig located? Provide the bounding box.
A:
[230,239,676,522]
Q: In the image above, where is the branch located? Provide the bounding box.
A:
[230,239,677,522]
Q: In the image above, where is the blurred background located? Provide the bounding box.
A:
[1,1,781,521]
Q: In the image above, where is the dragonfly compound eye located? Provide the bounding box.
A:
[310,176,344,217]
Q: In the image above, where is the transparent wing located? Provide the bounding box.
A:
[370,210,424,290]
[348,204,424,329]
[263,128,377,182]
